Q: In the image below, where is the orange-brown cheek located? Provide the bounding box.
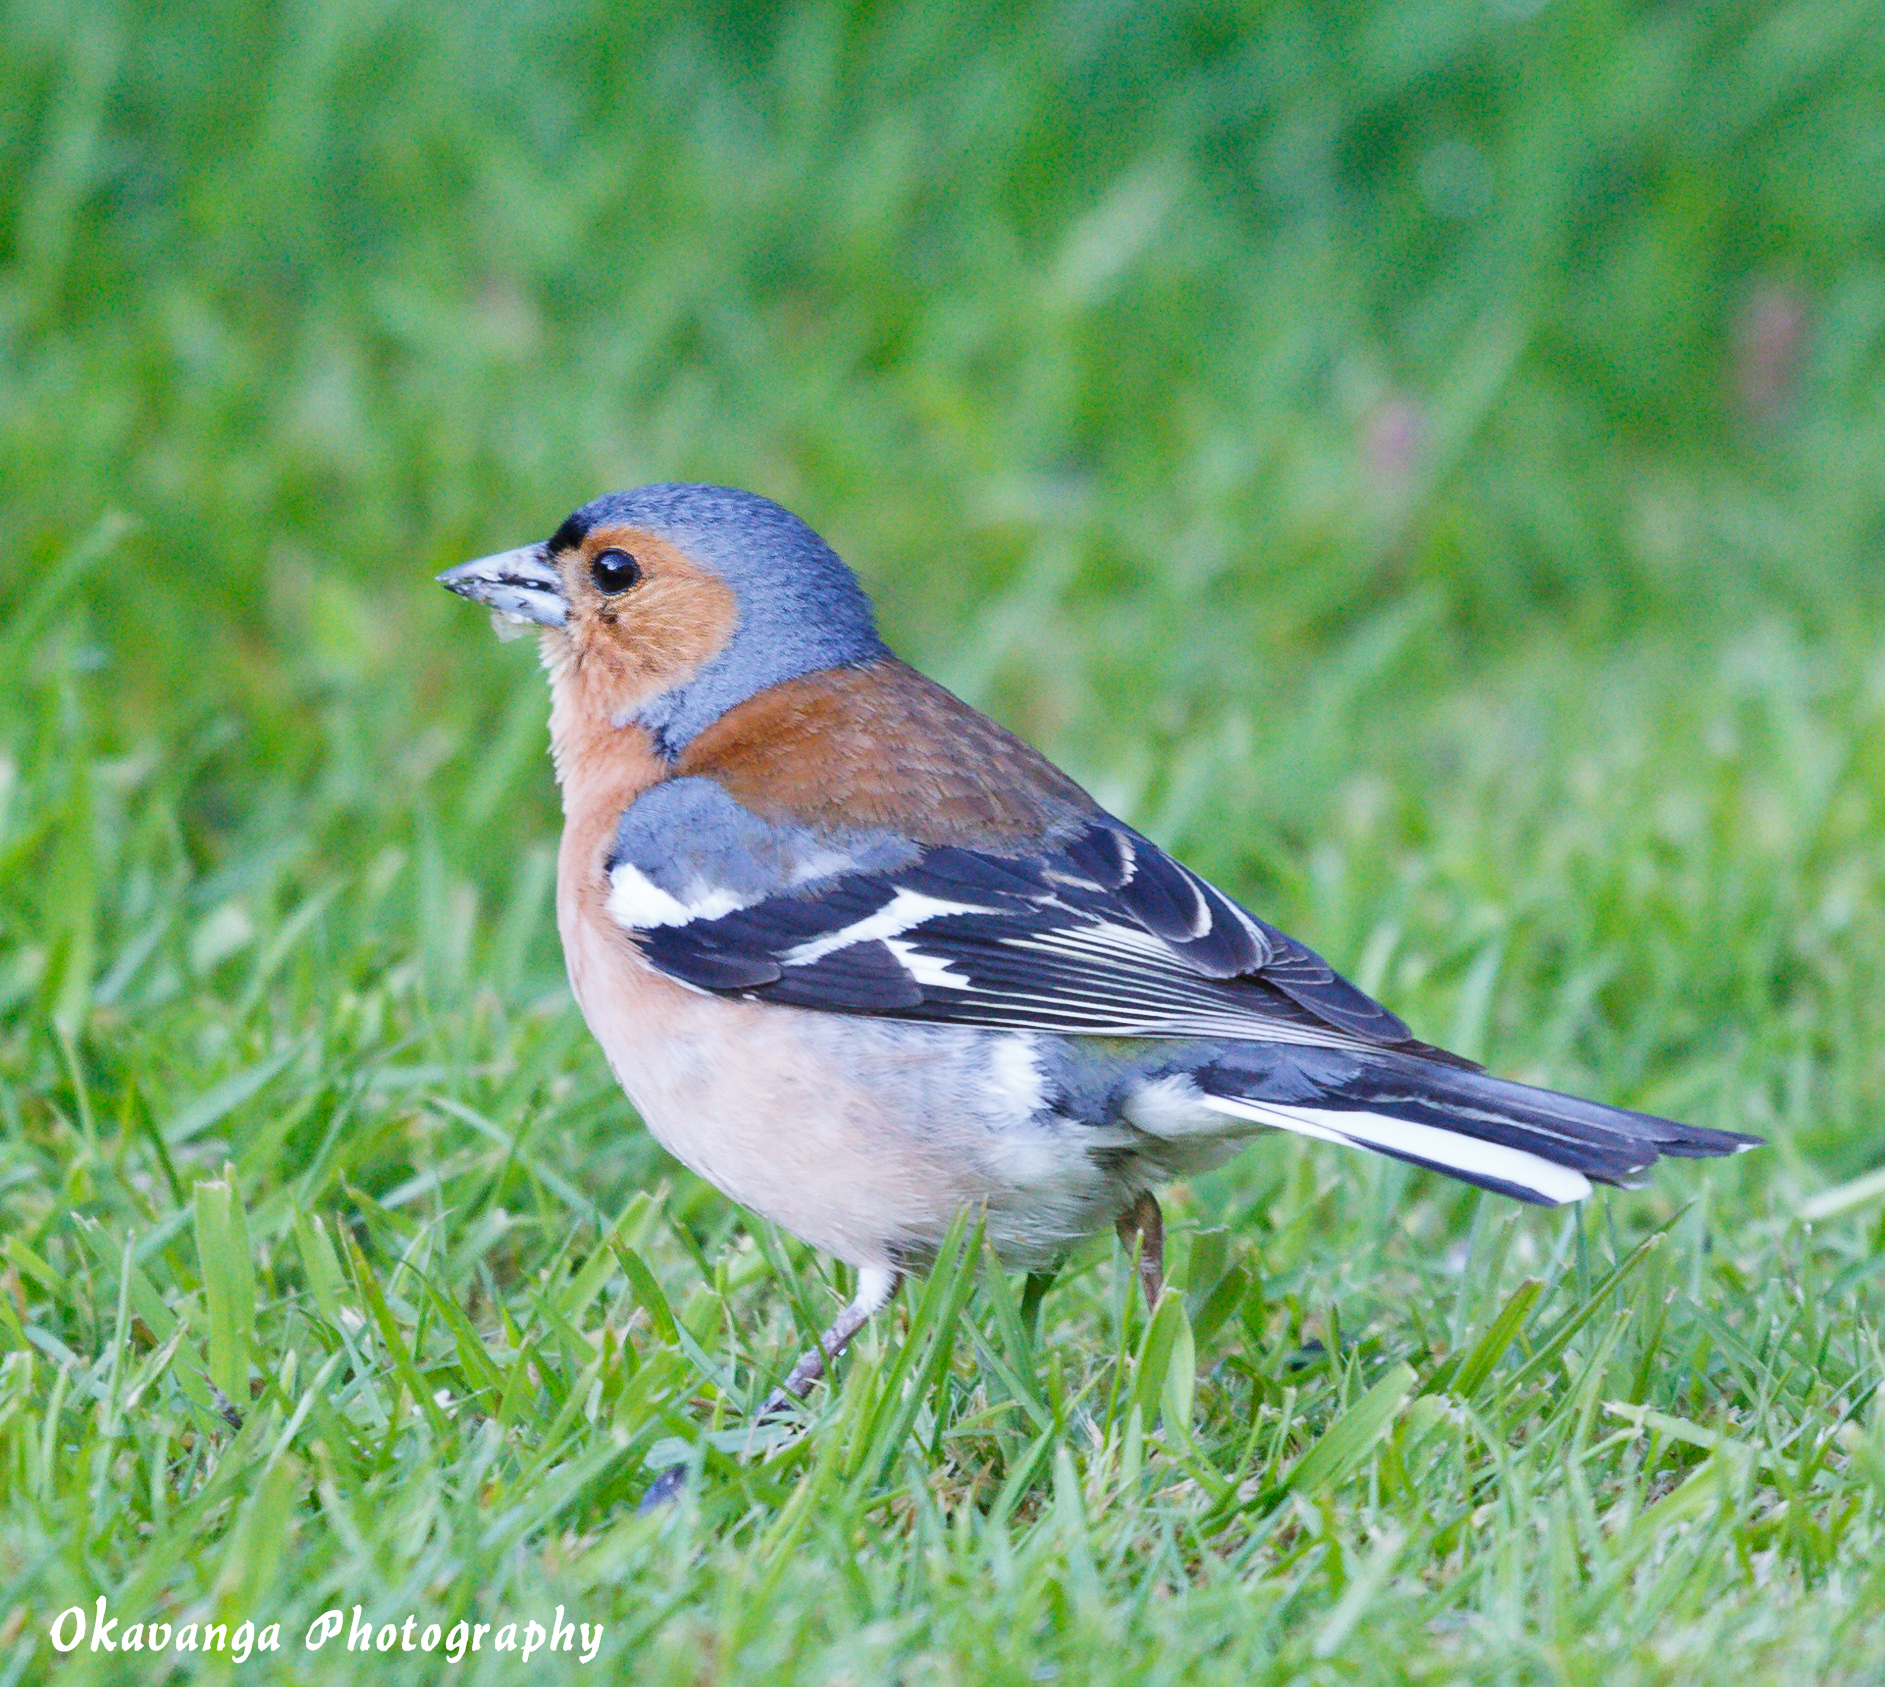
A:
[566,526,740,718]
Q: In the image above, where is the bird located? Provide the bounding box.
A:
[437,482,1758,1410]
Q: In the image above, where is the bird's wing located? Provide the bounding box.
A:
[605,777,1452,1058]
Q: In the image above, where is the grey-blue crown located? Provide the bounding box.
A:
[556,483,888,756]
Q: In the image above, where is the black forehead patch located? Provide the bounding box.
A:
[545,509,591,555]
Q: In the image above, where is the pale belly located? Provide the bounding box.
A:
[558,893,1148,1270]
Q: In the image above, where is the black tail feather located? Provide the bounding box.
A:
[1191,1044,1760,1199]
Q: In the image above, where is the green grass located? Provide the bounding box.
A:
[5,0,1885,1680]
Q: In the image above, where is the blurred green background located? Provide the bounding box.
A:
[5,1,1885,1682]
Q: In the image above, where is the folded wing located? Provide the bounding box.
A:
[606,778,1453,1059]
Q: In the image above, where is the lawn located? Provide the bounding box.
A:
[4,0,1885,1681]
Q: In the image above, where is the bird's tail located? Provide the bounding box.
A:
[1180,1047,1759,1206]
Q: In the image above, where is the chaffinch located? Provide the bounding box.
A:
[439,483,1756,1403]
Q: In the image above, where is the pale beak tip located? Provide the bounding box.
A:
[435,545,568,629]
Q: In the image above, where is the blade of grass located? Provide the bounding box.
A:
[1287,1363,1417,1498]
[193,1171,255,1409]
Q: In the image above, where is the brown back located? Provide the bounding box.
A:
[678,658,1094,846]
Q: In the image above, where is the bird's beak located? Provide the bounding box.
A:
[436,544,568,629]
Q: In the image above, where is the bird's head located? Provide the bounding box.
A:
[438,484,886,758]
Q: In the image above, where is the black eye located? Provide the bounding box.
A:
[590,548,642,595]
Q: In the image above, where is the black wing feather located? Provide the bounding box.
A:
[619,811,1450,1058]
[761,939,925,1012]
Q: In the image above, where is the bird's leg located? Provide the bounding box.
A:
[761,1264,899,1418]
[1116,1191,1165,1307]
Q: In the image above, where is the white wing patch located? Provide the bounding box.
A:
[608,840,862,934]
[884,938,973,987]
[781,889,993,967]
[607,863,747,930]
